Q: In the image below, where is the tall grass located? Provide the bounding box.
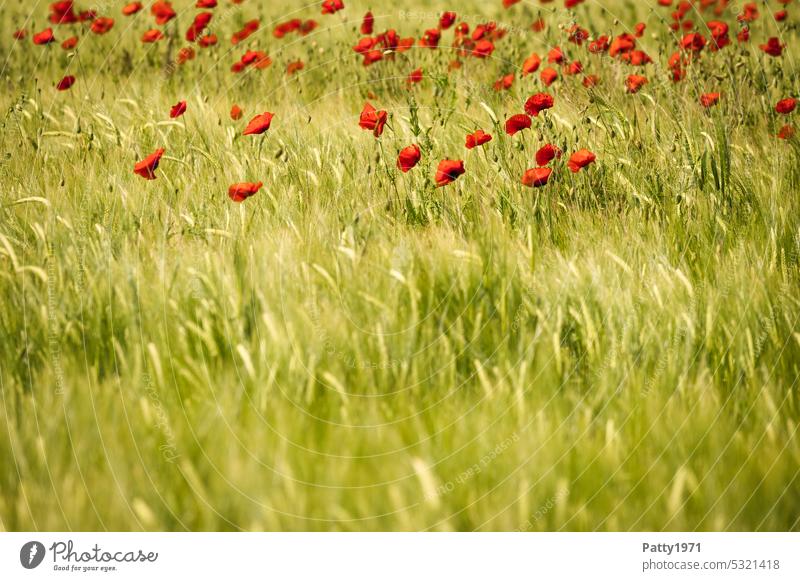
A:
[0,0,799,530]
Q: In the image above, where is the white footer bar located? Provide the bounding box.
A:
[1,533,797,580]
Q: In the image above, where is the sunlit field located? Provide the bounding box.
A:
[1,0,799,532]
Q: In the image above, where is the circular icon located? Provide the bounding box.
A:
[19,541,46,569]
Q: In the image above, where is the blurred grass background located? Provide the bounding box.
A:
[0,0,799,530]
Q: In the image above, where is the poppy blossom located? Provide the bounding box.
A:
[231,105,243,120]
[50,2,78,24]
[232,20,259,44]
[778,125,794,140]
[133,148,165,180]
[700,93,721,108]
[13,29,27,40]
[243,112,274,135]
[540,67,558,86]
[524,93,554,117]
[170,101,187,118]
[198,35,217,47]
[472,39,494,58]
[760,37,784,57]
[186,12,213,42]
[521,167,552,187]
[196,0,217,7]
[567,149,596,173]
[535,144,561,166]
[321,0,344,15]
[287,60,305,75]
[358,103,388,137]
[439,12,456,29]
[776,98,797,114]
[142,29,164,42]
[494,74,514,91]
[466,130,492,149]
[56,76,76,91]
[625,75,648,94]
[33,28,56,45]
[274,19,302,38]
[122,2,143,15]
[176,47,195,64]
[361,11,374,35]
[583,75,600,88]
[151,1,177,25]
[90,17,115,35]
[407,68,423,84]
[228,181,263,202]
[505,114,532,136]
[61,36,78,50]
[397,145,421,173]
[435,159,465,187]
[522,53,541,75]
[547,47,565,64]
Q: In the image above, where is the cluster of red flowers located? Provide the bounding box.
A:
[15,0,797,200]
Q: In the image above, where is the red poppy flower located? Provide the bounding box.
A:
[176,47,195,64]
[151,1,176,25]
[435,159,465,187]
[243,112,274,135]
[494,73,514,91]
[521,53,541,75]
[567,149,596,173]
[196,0,217,7]
[274,19,301,38]
[186,12,212,42]
[738,2,759,23]
[232,20,259,44]
[397,145,421,173]
[358,103,388,137]
[583,75,600,88]
[170,101,187,118]
[776,98,797,115]
[198,35,217,47]
[700,93,721,108]
[90,17,115,35]
[589,35,610,53]
[231,105,243,120]
[524,93,554,116]
[439,12,456,29]
[472,39,494,58]
[625,74,648,93]
[535,144,562,166]
[228,181,263,202]
[142,29,164,43]
[540,67,558,86]
[134,148,165,180]
[56,75,75,91]
[505,114,532,136]
[287,60,304,75]
[49,1,78,24]
[321,0,344,15]
[122,2,143,16]
[547,47,565,64]
[407,68,423,84]
[13,29,27,40]
[465,130,492,149]
[361,11,374,35]
[61,36,78,50]
[680,33,706,53]
[33,28,56,45]
[760,37,784,57]
[778,125,794,140]
[521,167,552,187]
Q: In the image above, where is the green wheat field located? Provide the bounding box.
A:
[1,0,799,531]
